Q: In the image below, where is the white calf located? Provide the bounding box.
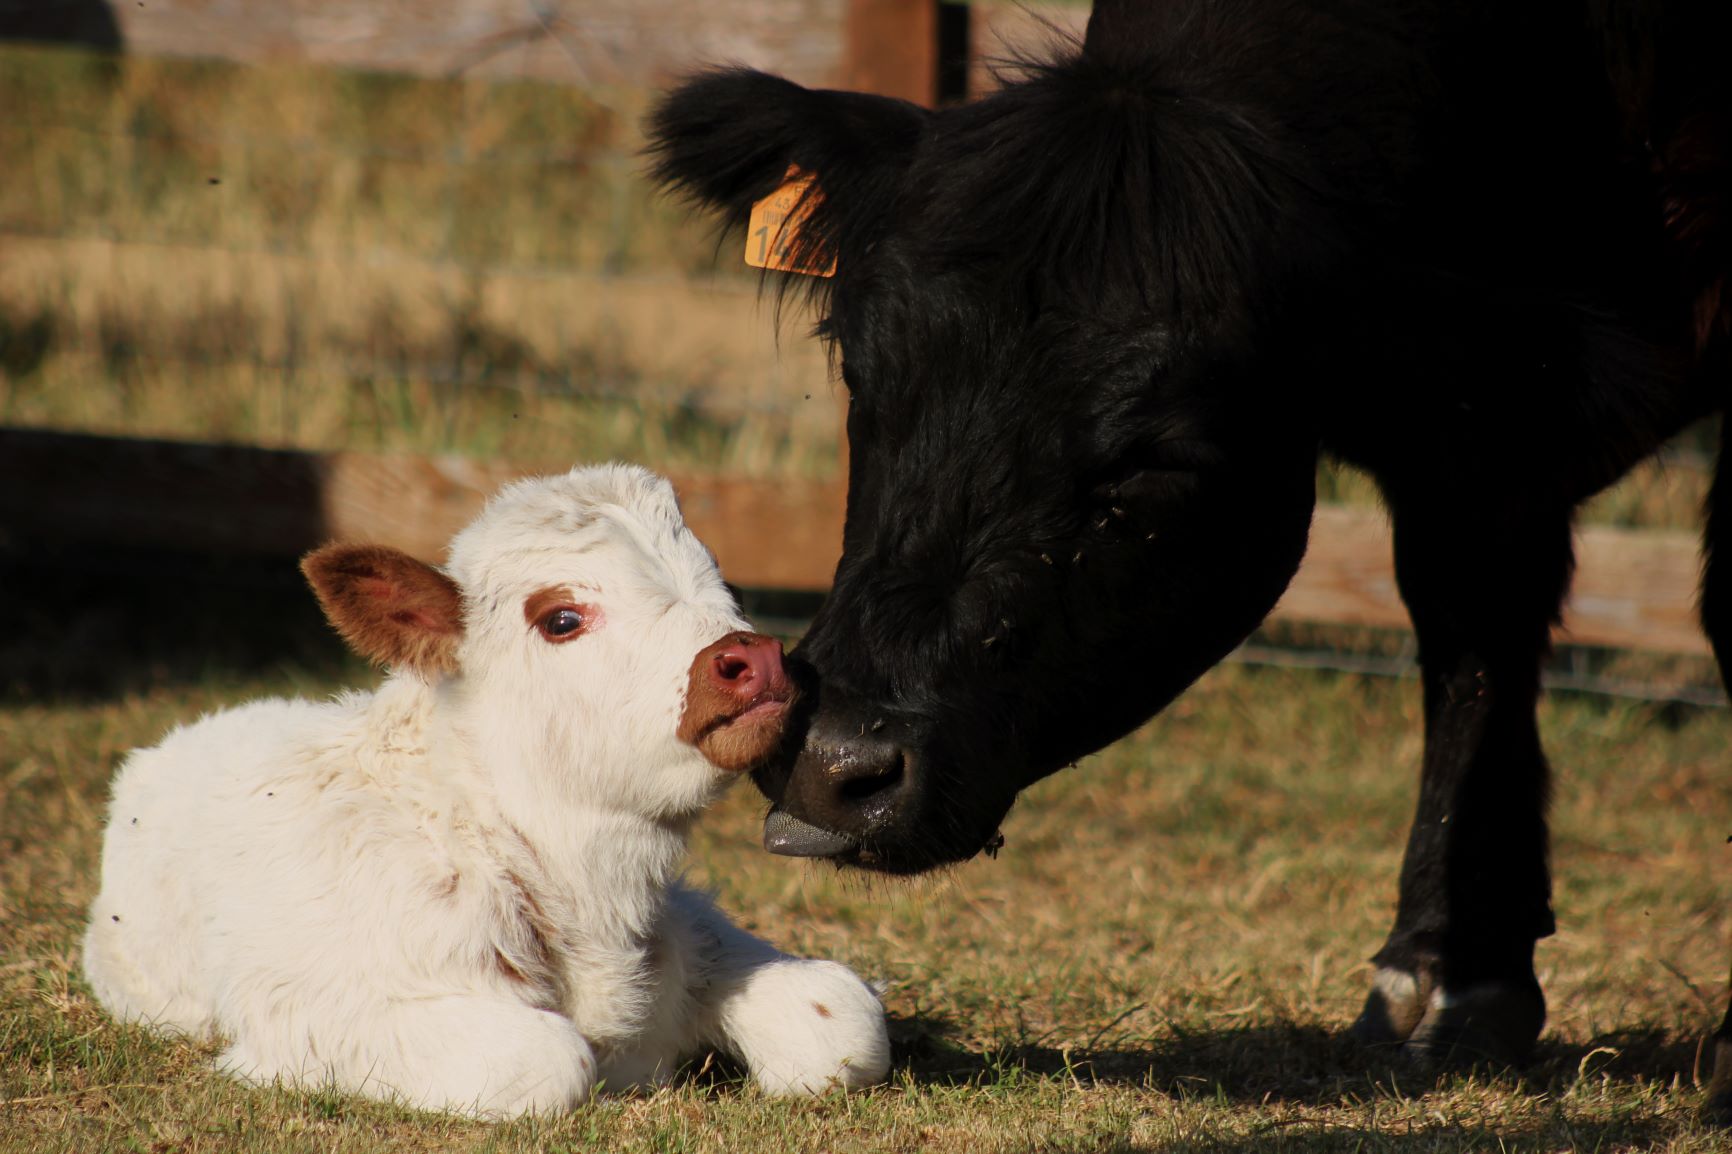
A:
[83,464,889,1117]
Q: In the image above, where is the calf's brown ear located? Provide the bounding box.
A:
[301,544,464,676]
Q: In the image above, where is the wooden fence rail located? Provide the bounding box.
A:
[0,428,1710,657]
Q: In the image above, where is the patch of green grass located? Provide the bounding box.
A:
[4,661,1730,1151]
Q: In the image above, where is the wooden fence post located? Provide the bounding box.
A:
[844,0,938,104]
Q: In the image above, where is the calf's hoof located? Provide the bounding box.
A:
[1351,966,1543,1068]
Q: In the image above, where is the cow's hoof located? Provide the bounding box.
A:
[1351,967,1543,1068]
[1350,965,1434,1048]
[1403,980,1545,1068]
[1702,1039,1732,1126]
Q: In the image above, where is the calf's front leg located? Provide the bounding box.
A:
[1350,502,1572,1064]
[669,885,891,1093]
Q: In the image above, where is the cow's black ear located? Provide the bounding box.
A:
[646,67,927,237]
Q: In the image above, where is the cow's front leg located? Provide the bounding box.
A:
[1694,418,1732,1123]
[1350,502,1573,1065]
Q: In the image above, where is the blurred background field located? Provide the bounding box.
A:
[0,40,1719,522]
[0,44,837,475]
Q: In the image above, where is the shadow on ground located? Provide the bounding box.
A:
[891,1010,1708,1104]
[1088,1119,1673,1154]
[653,1017,1703,1150]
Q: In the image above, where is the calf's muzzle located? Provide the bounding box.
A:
[679,632,794,773]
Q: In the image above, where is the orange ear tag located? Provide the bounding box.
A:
[744,167,837,277]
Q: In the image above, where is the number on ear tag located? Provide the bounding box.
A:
[745,167,837,278]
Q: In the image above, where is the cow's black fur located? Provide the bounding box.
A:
[649,0,1732,1111]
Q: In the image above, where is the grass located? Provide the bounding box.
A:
[5,649,1731,1152]
[0,44,838,478]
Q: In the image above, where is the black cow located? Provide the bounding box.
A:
[649,0,1732,1114]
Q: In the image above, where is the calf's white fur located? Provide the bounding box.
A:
[83,464,890,1117]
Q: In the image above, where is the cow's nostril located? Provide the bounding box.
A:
[836,748,906,803]
[769,708,924,858]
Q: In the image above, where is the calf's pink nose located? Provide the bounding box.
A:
[704,632,786,702]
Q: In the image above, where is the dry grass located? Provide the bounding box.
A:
[0,234,837,470]
[0,44,837,477]
[4,655,1731,1152]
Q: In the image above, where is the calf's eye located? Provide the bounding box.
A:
[538,608,585,641]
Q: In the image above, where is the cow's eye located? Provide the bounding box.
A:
[538,608,586,642]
